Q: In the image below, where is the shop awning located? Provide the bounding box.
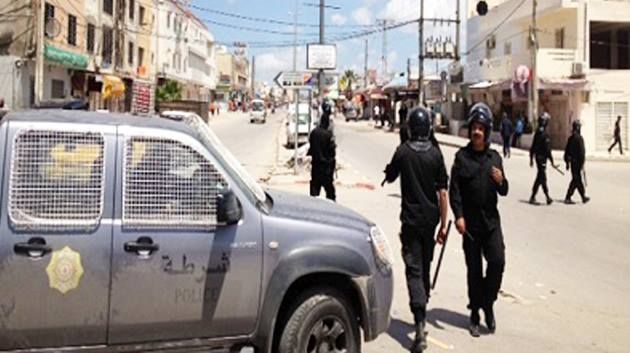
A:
[383,76,408,91]
[44,44,88,70]
[540,78,590,91]
[102,75,125,100]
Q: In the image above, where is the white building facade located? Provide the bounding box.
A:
[465,0,630,153]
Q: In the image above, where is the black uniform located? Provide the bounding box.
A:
[308,114,336,201]
[450,143,508,315]
[608,119,623,155]
[384,139,448,326]
[530,126,554,203]
[564,130,587,202]
[399,104,409,144]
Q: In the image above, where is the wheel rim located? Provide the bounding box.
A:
[305,316,349,353]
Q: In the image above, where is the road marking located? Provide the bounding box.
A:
[428,336,455,350]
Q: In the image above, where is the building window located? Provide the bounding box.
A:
[103,0,113,16]
[167,12,171,28]
[102,26,113,65]
[129,0,135,21]
[51,79,65,99]
[504,41,512,55]
[139,6,145,25]
[555,28,565,49]
[138,46,144,67]
[67,15,77,46]
[128,42,134,66]
[87,23,95,53]
[44,3,55,38]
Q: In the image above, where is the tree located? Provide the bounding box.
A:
[156,80,182,103]
[340,70,358,97]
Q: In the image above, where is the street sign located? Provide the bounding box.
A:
[274,71,315,90]
[307,44,337,70]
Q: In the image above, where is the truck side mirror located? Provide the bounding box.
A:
[217,188,242,225]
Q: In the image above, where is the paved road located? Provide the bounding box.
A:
[210,110,630,353]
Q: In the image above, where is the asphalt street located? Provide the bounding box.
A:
[209,110,630,353]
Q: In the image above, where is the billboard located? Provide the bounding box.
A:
[307,44,337,70]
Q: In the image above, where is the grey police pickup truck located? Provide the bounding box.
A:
[0,110,393,353]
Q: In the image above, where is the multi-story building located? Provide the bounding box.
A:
[216,45,250,106]
[154,0,217,102]
[464,0,630,153]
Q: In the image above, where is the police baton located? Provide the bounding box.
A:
[431,220,452,290]
[551,164,565,176]
[582,168,588,187]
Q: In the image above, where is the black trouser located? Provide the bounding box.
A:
[531,157,550,199]
[512,134,521,148]
[399,124,409,144]
[400,224,435,325]
[609,137,623,154]
[310,164,336,201]
[502,135,511,157]
[463,226,505,315]
[566,163,586,200]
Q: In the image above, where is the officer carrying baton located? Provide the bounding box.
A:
[551,164,565,176]
[431,220,453,290]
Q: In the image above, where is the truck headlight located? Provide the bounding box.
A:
[369,225,393,271]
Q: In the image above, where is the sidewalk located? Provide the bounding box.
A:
[355,119,630,163]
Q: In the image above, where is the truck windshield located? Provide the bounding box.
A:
[182,115,267,204]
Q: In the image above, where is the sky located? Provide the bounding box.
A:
[191,0,466,84]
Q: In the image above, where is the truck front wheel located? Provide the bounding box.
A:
[278,288,360,353]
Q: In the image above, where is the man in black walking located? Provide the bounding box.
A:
[564,120,590,204]
[608,115,624,155]
[399,100,409,144]
[308,100,336,201]
[500,112,513,158]
[383,106,449,352]
[450,102,508,338]
[529,112,555,205]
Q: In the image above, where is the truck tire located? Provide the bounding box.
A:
[278,288,360,353]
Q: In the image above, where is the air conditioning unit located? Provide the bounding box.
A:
[571,62,585,78]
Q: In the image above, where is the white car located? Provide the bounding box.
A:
[249,99,267,123]
[286,103,317,147]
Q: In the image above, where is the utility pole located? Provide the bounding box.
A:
[364,39,369,88]
[530,0,539,126]
[455,0,461,61]
[377,19,390,83]
[318,0,325,99]
[35,0,45,107]
[418,0,425,106]
[292,0,298,71]
[251,55,256,97]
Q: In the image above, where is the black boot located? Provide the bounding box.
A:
[546,195,553,205]
[484,304,496,334]
[529,195,538,205]
[469,310,481,337]
[410,322,427,353]
[582,196,590,204]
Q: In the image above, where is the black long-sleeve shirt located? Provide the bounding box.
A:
[564,133,585,169]
[530,128,554,165]
[384,140,448,229]
[449,143,508,232]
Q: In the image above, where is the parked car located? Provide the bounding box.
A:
[286,103,317,147]
[249,99,267,123]
[0,110,393,353]
[344,102,359,122]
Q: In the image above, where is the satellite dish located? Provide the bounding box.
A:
[45,18,61,38]
[476,1,489,16]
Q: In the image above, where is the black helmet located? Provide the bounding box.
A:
[467,102,493,142]
[539,112,551,129]
[572,119,581,133]
[407,106,433,140]
[321,100,332,115]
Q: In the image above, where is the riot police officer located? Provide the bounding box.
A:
[383,106,449,353]
[564,120,590,204]
[529,112,555,205]
[308,100,336,201]
[449,103,508,337]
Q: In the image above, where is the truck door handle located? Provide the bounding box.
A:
[124,237,159,258]
[14,237,52,259]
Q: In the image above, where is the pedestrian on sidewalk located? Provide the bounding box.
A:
[399,100,409,144]
[564,120,590,204]
[382,106,449,353]
[500,112,514,158]
[449,102,508,338]
[308,100,336,201]
[513,113,524,148]
[529,112,555,205]
[608,116,624,155]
